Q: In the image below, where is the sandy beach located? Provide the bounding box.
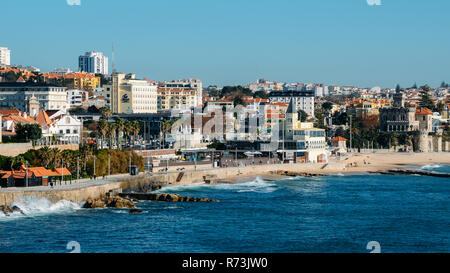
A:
[210,152,450,184]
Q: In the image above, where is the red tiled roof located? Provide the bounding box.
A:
[331,136,348,141]
[35,109,53,125]
[416,108,433,115]
[0,109,21,116]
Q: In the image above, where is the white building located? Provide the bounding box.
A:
[279,99,327,163]
[269,90,315,117]
[0,82,68,112]
[78,51,109,75]
[67,89,87,108]
[54,115,82,143]
[0,47,11,66]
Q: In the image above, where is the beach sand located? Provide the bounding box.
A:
[211,152,450,184]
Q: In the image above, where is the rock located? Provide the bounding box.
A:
[129,209,144,214]
[12,206,25,215]
[83,198,105,209]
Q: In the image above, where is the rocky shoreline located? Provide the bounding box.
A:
[119,192,219,203]
[0,205,25,216]
[82,191,219,214]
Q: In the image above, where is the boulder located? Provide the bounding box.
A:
[129,209,144,214]
[12,206,25,215]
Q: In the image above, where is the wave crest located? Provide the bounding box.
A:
[0,197,81,220]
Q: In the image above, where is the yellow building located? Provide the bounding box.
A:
[105,73,157,114]
[42,72,100,93]
[157,88,197,110]
[351,98,391,119]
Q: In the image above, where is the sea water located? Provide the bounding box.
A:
[0,166,449,253]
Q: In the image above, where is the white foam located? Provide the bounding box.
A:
[421,164,442,170]
[0,197,81,220]
[156,176,278,194]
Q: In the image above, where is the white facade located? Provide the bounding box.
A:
[0,83,68,112]
[54,115,82,143]
[105,73,158,114]
[0,47,11,66]
[78,51,109,75]
[67,89,86,108]
[269,91,315,117]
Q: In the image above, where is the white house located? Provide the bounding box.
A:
[54,115,82,143]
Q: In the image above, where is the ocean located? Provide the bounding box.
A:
[1,165,449,253]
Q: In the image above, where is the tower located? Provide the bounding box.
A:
[28,94,39,117]
[393,89,405,108]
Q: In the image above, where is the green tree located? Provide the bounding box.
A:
[297,110,308,122]
[322,102,333,112]
[98,119,108,149]
[419,85,435,110]
[115,117,125,149]
[15,123,42,142]
[254,90,269,99]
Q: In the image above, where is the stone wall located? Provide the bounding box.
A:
[0,143,79,157]
[0,182,121,206]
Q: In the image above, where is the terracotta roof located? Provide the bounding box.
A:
[5,114,38,124]
[331,136,348,141]
[54,168,72,176]
[1,130,16,136]
[0,109,21,116]
[416,108,433,115]
[35,109,53,125]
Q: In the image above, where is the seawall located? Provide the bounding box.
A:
[0,143,79,157]
[0,182,122,206]
[0,161,346,206]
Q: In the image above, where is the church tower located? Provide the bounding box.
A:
[28,94,39,117]
[285,97,299,131]
[393,89,405,108]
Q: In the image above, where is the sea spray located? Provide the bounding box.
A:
[0,197,81,220]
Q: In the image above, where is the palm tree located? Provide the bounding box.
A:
[124,120,133,147]
[10,156,26,171]
[115,117,125,150]
[80,145,93,171]
[106,122,117,149]
[49,148,62,170]
[38,146,52,168]
[161,118,179,148]
[132,120,141,146]
[98,119,108,149]
[100,107,112,120]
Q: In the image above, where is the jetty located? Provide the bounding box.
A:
[370,169,450,178]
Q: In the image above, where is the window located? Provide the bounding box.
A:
[66,129,71,134]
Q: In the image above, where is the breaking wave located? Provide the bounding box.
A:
[420,164,442,170]
[0,197,81,220]
[156,177,278,194]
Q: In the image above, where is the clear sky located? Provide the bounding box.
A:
[1,0,449,88]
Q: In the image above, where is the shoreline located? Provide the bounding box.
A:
[1,152,449,206]
[159,151,450,187]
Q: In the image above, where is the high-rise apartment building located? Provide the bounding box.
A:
[104,73,157,114]
[0,47,11,66]
[78,51,109,75]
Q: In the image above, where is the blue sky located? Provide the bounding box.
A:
[1,0,449,88]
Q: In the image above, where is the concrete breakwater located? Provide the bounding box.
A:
[0,182,122,207]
